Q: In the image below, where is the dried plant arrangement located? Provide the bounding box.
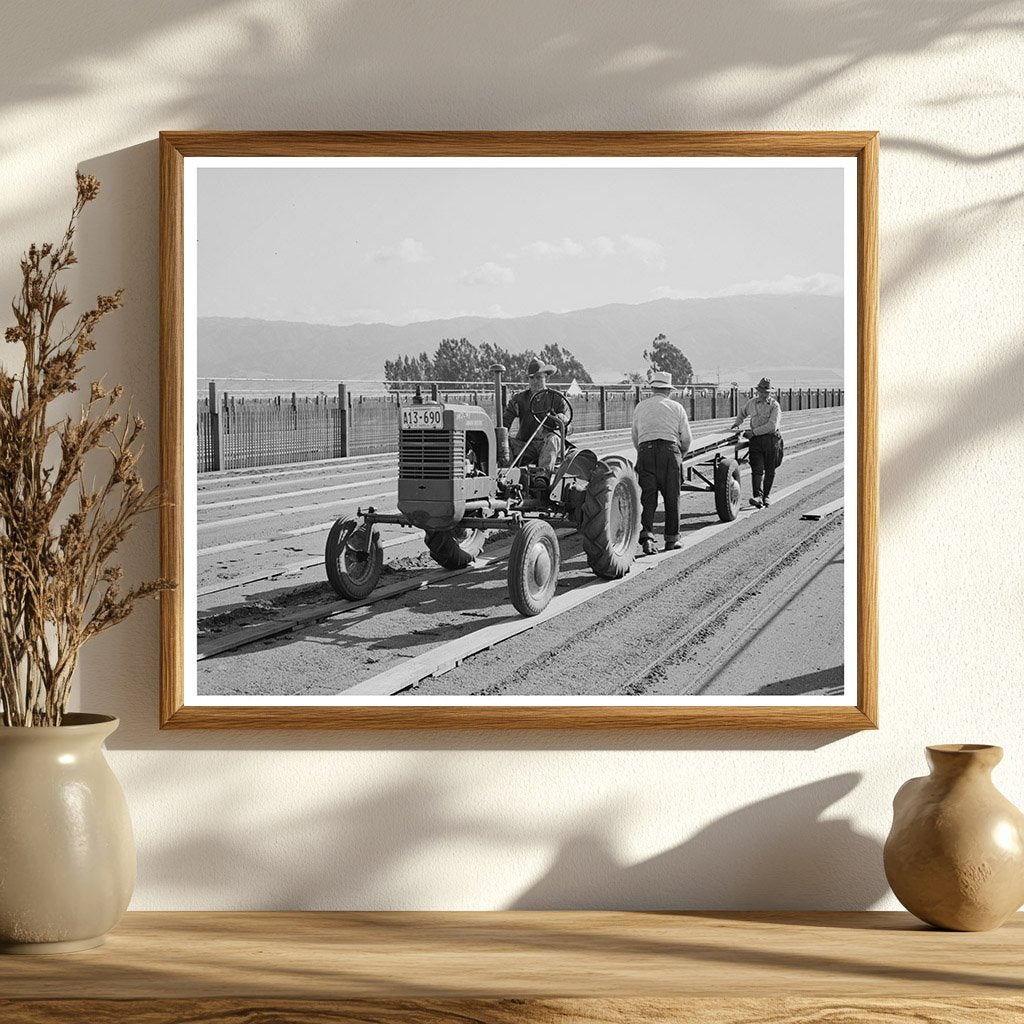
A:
[0,173,171,726]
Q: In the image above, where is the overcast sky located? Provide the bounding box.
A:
[196,165,844,325]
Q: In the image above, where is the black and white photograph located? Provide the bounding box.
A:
[169,140,871,724]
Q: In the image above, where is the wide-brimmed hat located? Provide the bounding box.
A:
[649,371,675,390]
[527,358,557,377]
[756,376,772,392]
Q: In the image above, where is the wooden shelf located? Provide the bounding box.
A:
[1,911,1022,1022]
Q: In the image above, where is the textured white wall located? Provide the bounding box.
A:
[2,0,1021,910]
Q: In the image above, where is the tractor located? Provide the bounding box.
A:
[324,365,643,616]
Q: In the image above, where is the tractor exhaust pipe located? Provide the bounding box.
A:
[490,363,510,467]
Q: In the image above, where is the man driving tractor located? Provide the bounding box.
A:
[502,357,569,473]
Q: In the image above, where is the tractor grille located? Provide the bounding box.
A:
[399,430,464,480]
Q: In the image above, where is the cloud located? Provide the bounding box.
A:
[520,237,587,260]
[458,261,515,286]
[652,274,842,302]
[368,237,430,263]
[620,234,667,271]
[716,272,843,297]
[509,233,666,268]
[515,236,621,261]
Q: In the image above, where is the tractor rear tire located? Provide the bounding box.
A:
[424,525,486,569]
[325,516,383,599]
[580,459,641,579]
[714,458,742,523]
[507,520,560,616]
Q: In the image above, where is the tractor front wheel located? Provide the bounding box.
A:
[325,516,383,599]
[507,520,560,616]
[424,525,487,569]
[580,459,642,579]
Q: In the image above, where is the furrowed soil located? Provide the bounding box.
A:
[196,422,845,699]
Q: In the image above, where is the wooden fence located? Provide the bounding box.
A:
[197,381,844,472]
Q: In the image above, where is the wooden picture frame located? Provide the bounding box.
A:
[160,131,877,730]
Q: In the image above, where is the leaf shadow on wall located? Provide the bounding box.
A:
[130,761,886,911]
[882,335,1024,513]
[882,191,1023,309]
[1,0,1019,247]
[511,774,886,910]
[4,0,1012,124]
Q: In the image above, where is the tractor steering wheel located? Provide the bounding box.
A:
[528,387,574,431]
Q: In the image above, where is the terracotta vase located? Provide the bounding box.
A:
[0,713,135,953]
[884,744,1024,930]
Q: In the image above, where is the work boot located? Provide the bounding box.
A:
[663,536,682,551]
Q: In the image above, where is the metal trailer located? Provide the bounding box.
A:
[678,433,749,523]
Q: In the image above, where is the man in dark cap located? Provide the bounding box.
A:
[503,357,568,473]
[731,376,783,508]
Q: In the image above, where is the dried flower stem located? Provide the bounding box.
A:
[0,174,173,726]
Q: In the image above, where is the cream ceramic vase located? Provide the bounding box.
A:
[0,713,135,953]
[884,744,1024,931]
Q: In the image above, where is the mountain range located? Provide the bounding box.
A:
[198,294,844,386]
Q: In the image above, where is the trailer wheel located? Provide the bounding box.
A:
[325,516,383,599]
[580,459,641,579]
[424,525,486,569]
[714,458,742,523]
[508,520,559,616]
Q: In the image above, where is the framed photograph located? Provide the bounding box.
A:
[159,131,877,729]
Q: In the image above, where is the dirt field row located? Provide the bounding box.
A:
[410,470,844,699]
[196,415,846,699]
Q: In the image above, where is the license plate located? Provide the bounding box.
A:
[401,406,443,430]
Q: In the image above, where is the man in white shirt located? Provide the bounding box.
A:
[631,372,692,555]
[731,376,782,508]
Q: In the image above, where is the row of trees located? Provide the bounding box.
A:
[383,333,693,387]
[384,338,593,384]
